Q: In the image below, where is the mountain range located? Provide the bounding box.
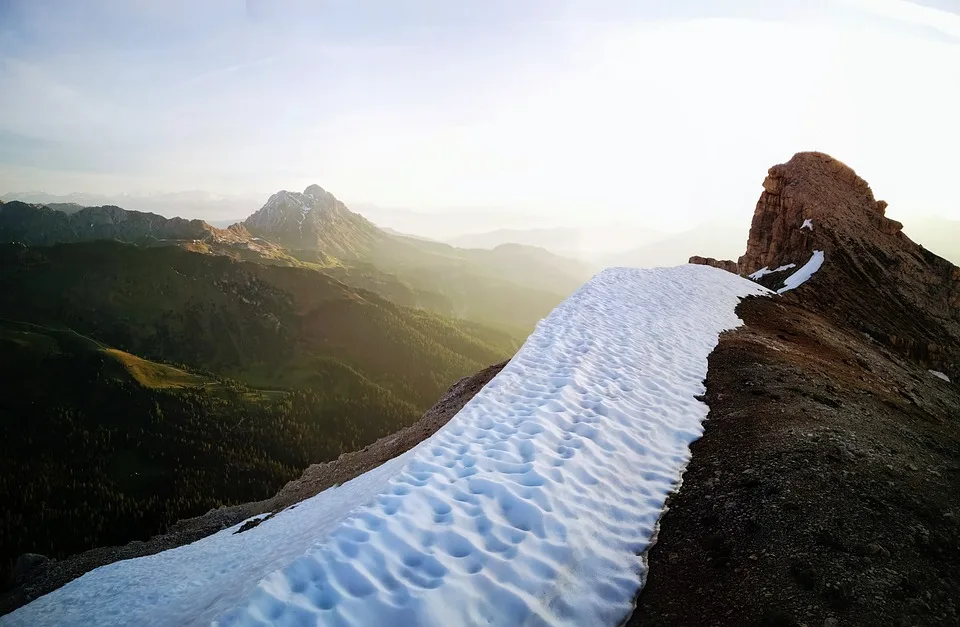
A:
[1,189,594,334]
[4,152,958,626]
[0,184,594,584]
[448,217,960,268]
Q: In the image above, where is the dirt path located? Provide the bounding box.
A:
[629,295,960,626]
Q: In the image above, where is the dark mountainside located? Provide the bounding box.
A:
[0,242,515,408]
[642,152,960,626]
[0,200,301,267]
[0,200,218,245]
[0,240,517,598]
[1,360,508,615]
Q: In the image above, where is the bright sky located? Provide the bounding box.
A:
[1,0,958,230]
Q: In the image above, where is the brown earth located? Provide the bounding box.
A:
[0,361,507,617]
[629,293,960,627]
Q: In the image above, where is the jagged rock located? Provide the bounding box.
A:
[736,151,960,379]
[689,256,738,274]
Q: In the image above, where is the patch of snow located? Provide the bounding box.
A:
[6,265,769,627]
[929,370,951,383]
[777,250,825,294]
[749,263,797,280]
[801,218,813,231]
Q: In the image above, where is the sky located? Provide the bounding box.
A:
[1,0,958,231]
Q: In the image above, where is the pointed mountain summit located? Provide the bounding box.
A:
[243,185,381,257]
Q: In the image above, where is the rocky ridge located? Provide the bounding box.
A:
[0,200,296,265]
[693,151,959,380]
[636,151,960,626]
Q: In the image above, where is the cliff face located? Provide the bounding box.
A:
[736,152,959,379]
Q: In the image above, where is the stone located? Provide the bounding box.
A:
[689,256,739,274]
[12,553,49,584]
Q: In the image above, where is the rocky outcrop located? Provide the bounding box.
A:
[735,152,960,379]
[688,256,738,274]
[738,152,903,273]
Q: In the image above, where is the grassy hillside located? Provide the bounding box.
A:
[0,241,517,409]
[0,319,424,585]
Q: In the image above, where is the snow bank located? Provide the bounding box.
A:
[777,251,825,294]
[749,263,796,280]
[216,266,768,626]
[4,265,769,627]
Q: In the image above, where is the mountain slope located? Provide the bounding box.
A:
[243,185,594,331]
[0,241,517,409]
[0,319,422,594]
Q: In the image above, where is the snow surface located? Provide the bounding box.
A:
[929,370,951,383]
[3,265,769,627]
[748,263,797,280]
[801,218,814,231]
[1,452,416,627]
[777,251,825,294]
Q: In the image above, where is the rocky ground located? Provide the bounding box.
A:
[0,361,507,617]
[630,294,960,627]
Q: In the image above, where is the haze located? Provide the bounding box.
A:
[1,0,959,234]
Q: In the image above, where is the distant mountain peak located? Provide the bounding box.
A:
[303,183,333,199]
[243,185,381,256]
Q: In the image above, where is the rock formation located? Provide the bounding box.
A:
[735,152,960,379]
[688,255,738,274]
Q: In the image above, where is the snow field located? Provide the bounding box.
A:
[215,265,769,627]
[748,263,797,280]
[777,250,825,294]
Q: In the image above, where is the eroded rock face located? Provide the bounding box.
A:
[737,152,960,378]
[738,152,903,273]
[688,256,738,274]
